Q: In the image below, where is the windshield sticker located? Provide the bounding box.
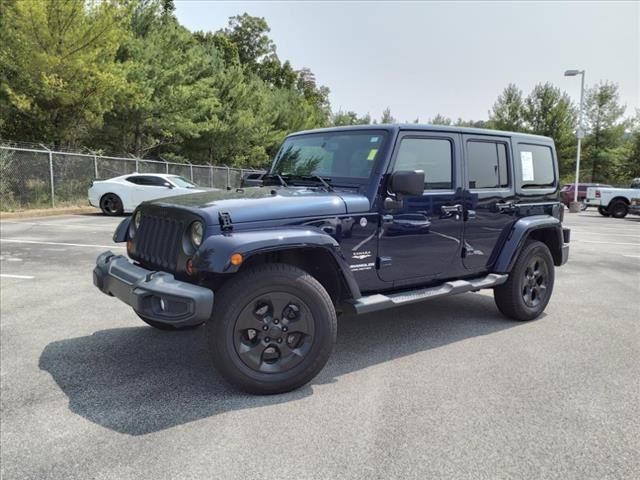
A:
[370,136,379,143]
[521,151,534,182]
[367,149,378,161]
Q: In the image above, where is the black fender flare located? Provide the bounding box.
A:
[192,227,362,299]
[493,215,564,273]
[113,216,131,243]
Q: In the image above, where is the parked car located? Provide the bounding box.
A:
[88,173,213,216]
[585,178,640,218]
[560,183,611,206]
[629,197,640,216]
[93,125,570,394]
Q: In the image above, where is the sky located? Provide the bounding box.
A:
[175,1,639,123]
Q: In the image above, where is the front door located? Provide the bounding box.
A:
[461,134,518,272]
[134,176,174,203]
[377,132,464,284]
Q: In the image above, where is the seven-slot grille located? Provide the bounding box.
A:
[135,214,184,271]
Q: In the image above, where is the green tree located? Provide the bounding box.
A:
[429,114,452,125]
[331,111,371,126]
[523,83,577,177]
[0,0,130,146]
[582,81,627,182]
[96,3,218,157]
[380,107,395,124]
[222,13,275,75]
[488,84,525,131]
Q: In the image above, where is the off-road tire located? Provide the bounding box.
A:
[598,206,610,217]
[608,200,628,219]
[494,240,555,322]
[136,312,203,331]
[100,193,124,216]
[207,263,337,394]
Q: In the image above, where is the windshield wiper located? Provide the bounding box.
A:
[263,174,288,187]
[281,174,334,192]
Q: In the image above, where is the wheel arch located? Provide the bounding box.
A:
[238,247,360,305]
[193,228,362,304]
[608,196,630,206]
[493,215,564,273]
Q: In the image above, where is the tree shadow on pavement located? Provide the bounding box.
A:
[39,293,523,436]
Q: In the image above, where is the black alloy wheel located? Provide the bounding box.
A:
[233,293,314,374]
[521,256,549,309]
[608,200,628,219]
[494,240,555,321]
[208,263,337,394]
[100,193,124,216]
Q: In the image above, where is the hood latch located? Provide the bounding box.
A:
[219,211,233,232]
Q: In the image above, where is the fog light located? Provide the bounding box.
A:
[160,298,166,312]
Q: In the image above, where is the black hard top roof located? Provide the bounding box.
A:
[291,124,553,142]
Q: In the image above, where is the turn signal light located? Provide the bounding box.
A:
[186,258,195,276]
[230,253,243,266]
[127,239,133,253]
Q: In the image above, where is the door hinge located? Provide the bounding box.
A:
[377,256,392,269]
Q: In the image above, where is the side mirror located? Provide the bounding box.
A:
[389,170,425,196]
[163,182,174,189]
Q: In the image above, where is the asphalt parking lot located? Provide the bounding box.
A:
[1,210,638,479]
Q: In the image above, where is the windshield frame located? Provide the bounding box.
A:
[269,129,390,186]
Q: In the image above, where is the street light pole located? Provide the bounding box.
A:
[564,69,586,211]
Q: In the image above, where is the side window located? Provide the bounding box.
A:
[125,176,143,185]
[518,143,556,188]
[467,141,510,189]
[394,137,453,190]
[133,176,168,187]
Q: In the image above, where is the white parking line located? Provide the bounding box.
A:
[0,239,124,249]
[0,220,115,230]
[0,274,34,279]
[622,255,640,258]
[577,240,640,246]
[573,232,640,238]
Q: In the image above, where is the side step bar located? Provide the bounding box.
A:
[344,273,508,315]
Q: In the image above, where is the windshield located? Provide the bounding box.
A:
[270,131,387,181]
[169,176,197,188]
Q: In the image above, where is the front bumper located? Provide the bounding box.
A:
[560,227,570,266]
[93,251,213,327]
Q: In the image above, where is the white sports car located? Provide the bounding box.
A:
[88,173,212,215]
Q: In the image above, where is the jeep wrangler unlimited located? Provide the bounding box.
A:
[94,125,570,394]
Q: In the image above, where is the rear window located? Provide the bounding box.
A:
[518,143,556,188]
[467,140,509,189]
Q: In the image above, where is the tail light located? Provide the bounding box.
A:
[595,189,601,198]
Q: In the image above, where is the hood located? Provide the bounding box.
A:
[149,186,370,224]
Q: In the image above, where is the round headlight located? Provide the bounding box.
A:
[190,221,204,247]
[133,211,142,230]
[130,211,141,238]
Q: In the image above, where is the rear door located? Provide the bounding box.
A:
[462,134,517,273]
[377,132,464,284]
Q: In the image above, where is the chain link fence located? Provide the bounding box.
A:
[0,145,264,211]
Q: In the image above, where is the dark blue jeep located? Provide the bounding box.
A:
[94,125,570,394]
